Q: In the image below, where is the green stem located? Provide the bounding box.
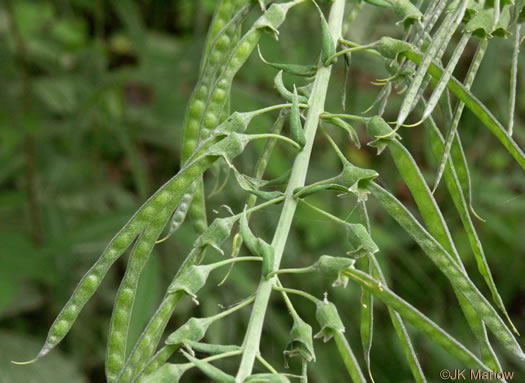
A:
[333,332,367,383]
[234,1,346,380]
[326,43,378,64]
[248,134,302,150]
[251,102,309,118]
[209,256,262,271]
[321,112,370,122]
[212,295,256,321]
[273,286,320,305]
[256,353,279,373]
[267,266,314,278]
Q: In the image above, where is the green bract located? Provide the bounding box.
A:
[345,224,379,259]
[284,317,316,362]
[375,36,414,59]
[314,300,345,342]
[167,265,211,303]
[316,255,355,287]
[391,0,423,26]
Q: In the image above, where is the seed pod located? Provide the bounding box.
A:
[391,0,423,26]
[207,132,251,162]
[254,1,298,39]
[167,265,212,303]
[375,37,415,60]
[215,111,255,135]
[345,224,379,259]
[240,207,259,255]
[312,0,336,66]
[322,117,360,148]
[316,255,355,287]
[284,317,316,362]
[344,267,494,372]
[195,215,237,254]
[369,182,525,361]
[140,363,190,383]
[240,208,275,278]
[274,71,309,103]
[181,350,236,383]
[383,59,415,79]
[245,373,292,382]
[366,116,399,155]
[340,162,379,202]
[258,45,317,77]
[232,167,283,201]
[401,49,525,170]
[290,86,306,147]
[165,316,214,345]
[264,169,291,187]
[183,341,241,355]
[314,300,345,342]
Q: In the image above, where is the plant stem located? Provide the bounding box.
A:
[333,332,367,383]
[234,0,346,380]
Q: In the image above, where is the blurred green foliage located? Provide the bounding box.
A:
[0,0,524,381]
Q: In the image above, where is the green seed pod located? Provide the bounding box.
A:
[291,86,306,147]
[313,0,336,66]
[322,117,360,148]
[182,350,236,383]
[167,265,212,303]
[264,169,291,187]
[254,1,297,39]
[366,116,400,155]
[183,341,241,355]
[315,255,355,287]
[165,316,214,345]
[297,81,314,99]
[240,208,275,278]
[391,0,423,26]
[383,59,415,78]
[345,224,379,259]
[284,317,316,362]
[293,183,335,199]
[314,300,345,342]
[240,208,259,255]
[215,111,254,135]
[274,71,309,103]
[245,373,292,383]
[258,45,317,77]
[233,167,283,201]
[207,132,251,162]
[375,37,415,60]
[340,162,379,202]
[195,215,237,253]
[260,241,275,279]
[140,363,190,383]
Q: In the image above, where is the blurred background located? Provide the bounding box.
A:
[1,0,524,382]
